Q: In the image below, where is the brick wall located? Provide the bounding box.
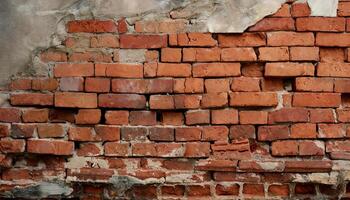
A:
[2,1,350,199]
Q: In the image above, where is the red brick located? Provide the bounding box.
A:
[54,63,94,77]
[129,111,156,126]
[69,50,111,63]
[240,111,267,125]
[103,63,143,78]
[187,185,211,196]
[221,48,257,61]
[157,63,191,77]
[320,48,345,62]
[77,143,103,156]
[268,108,309,123]
[230,125,255,139]
[67,20,117,33]
[296,17,345,32]
[0,108,21,123]
[85,78,110,93]
[117,18,128,33]
[268,184,289,197]
[299,141,325,156]
[183,48,221,62]
[161,48,181,62]
[295,77,333,92]
[271,140,298,156]
[201,93,228,108]
[230,92,278,107]
[291,3,311,17]
[105,111,129,125]
[174,127,200,142]
[104,142,129,156]
[120,34,167,48]
[22,109,48,123]
[258,47,289,61]
[161,112,184,125]
[90,34,119,48]
[177,33,217,47]
[290,123,317,138]
[265,62,314,77]
[174,95,201,109]
[310,109,335,123]
[202,126,229,141]
[285,160,332,172]
[132,143,183,157]
[112,79,173,94]
[318,63,350,77]
[316,33,350,47]
[10,93,53,106]
[68,127,96,141]
[9,79,31,90]
[193,63,240,77]
[261,78,284,91]
[121,127,147,141]
[273,4,291,17]
[59,77,84,92]
[37,124,65,138]
[0,124,10,137]
[211,109,238,125]
[216,184,240,196]
[242,63,263,77]
[10,124,35,138]
[55,92,97,108]
[295,183,316,195]
[326,140,350,152]
[174,78,203,93]
[205,79,230,93]
[0,139,25,153]
[258,125,289,141]
[75,109,101,124]
[318,124,346,138]
[98,94,146,109]
[95,125,120,141]
[335,79,350,92]
[145,51,159,62]
[161,185,185,196]
[184,142,210,157]
[243,184,265,196]
[27,139,74,155]
[290,47,319,61]
[49,109,75,123]
[218,33,266,47]
[32,78,58,91]
[293,93,341,108]
[149,127,174,141]
[267,32,314,46]
[249,17,295,31]
[338,2,350,16]
[149,95,175,110]
[40,50,67,62]
[231,77,260,92]
[185,110,210,125]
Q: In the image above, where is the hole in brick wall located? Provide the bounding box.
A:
[341,94,350,108]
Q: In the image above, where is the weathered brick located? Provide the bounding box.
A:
[318,63,350,77]
[75,109,101,124]
[218,33,266,47]
[85,78,110,93]
[161,48,181,62]
[201,93,228,108]
[240,111,267,125]
[265,62,314,77]
[149,95,175,110]
[258,125,289,141]
[310,109,335,123]
[296,17,345,32]
[9,79,31,90]
[174,95,201,109]
[149,127,174,141]
[291,3,311,17]
[205,79,230,93]
[249,17,295,31]
[231,77,260,92]
[37,124,65,138]
[290,123,317,139]
[258,47,289,61]
[268,108,309,123]
[161,112,184,125]
[90,34,119,48]
[0,139,25,153]
[0,108,21,123]
[193,63,240,77]
[105,111,129,125]
[22,109,49,123]
[268,185,289,197]
[185,110,210,125]
[54,63,94,77]
[338,2,350,16]
[184,142,210,157]
[55,92,97,108]
[183,48,221,62]
[98,94,146,109]
[10,93,53,106]
[40,50,67,62]
[157,63,191,77]
[293,93,341,108]
[211,109,238,125]
[174,78,203,93]
[335,79,350,92]
[95,125,120,141]
[316,33,350,47]
[216,184,240,196]
[32,78,58,91]
[129,111,156,126]
[120,34,167,48]
[295,77,333,92]
[230,125,255,139]
[271,140,298,156]
[318,124,346,138]
[320,48,345,62]
[177,33,217,47]
[103,63,143,78]
[290,47,319,61]
[243,184,265,196]
[104,142,129,156]
[202,126,229,141]
[267,32,314,46]
[221,48,257,61]
[67,20,117,33]
[299,141,325,156]
[27,139,74,155]
[59,77,84,92]
[230,92,278,107]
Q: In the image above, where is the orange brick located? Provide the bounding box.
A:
[27,139,74,155]
[55,92,97,108]
[291,3,311,17]
[185,110,210,125]
[290,47,319,61]
[320,48,345,62]
[90,34,119,48]
[293,93,341,108]
[67,20,117,33]
[265,62,314,77]
[75,109,101,124]
[267,32,314,46]
[157,63,191,77]
[335,78,350,93]
[183,48,220,62]
[205,79,230,93]
[211,109,239,125]
[85,78,110,93]
[249,18,295,31]
[338,2,350,16]
[258,47,289,61]
[177,33,217,47]
[221,48,257,61]
[290,123,317,138]
[318,63,350,77]
[161,48,181,62]
[120,34,167,48]
[193,63,240,77]
[272,140,298,156]
[201,93,228,108]
[296,17,345,32]
[10,93,53,106]
[54,63,94,77]
[231,77,260,92]
[218,33,266,47]
[316,33,350,47]
[230,92,278,107]
[149,95,175,109]
[295,77,333,92]
[240,111,267,125]
[105,111,129,125]
[103,63,143,78]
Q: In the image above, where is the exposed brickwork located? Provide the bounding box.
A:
[2,2,350,199]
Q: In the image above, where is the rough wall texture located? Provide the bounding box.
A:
[2,0,350,199]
